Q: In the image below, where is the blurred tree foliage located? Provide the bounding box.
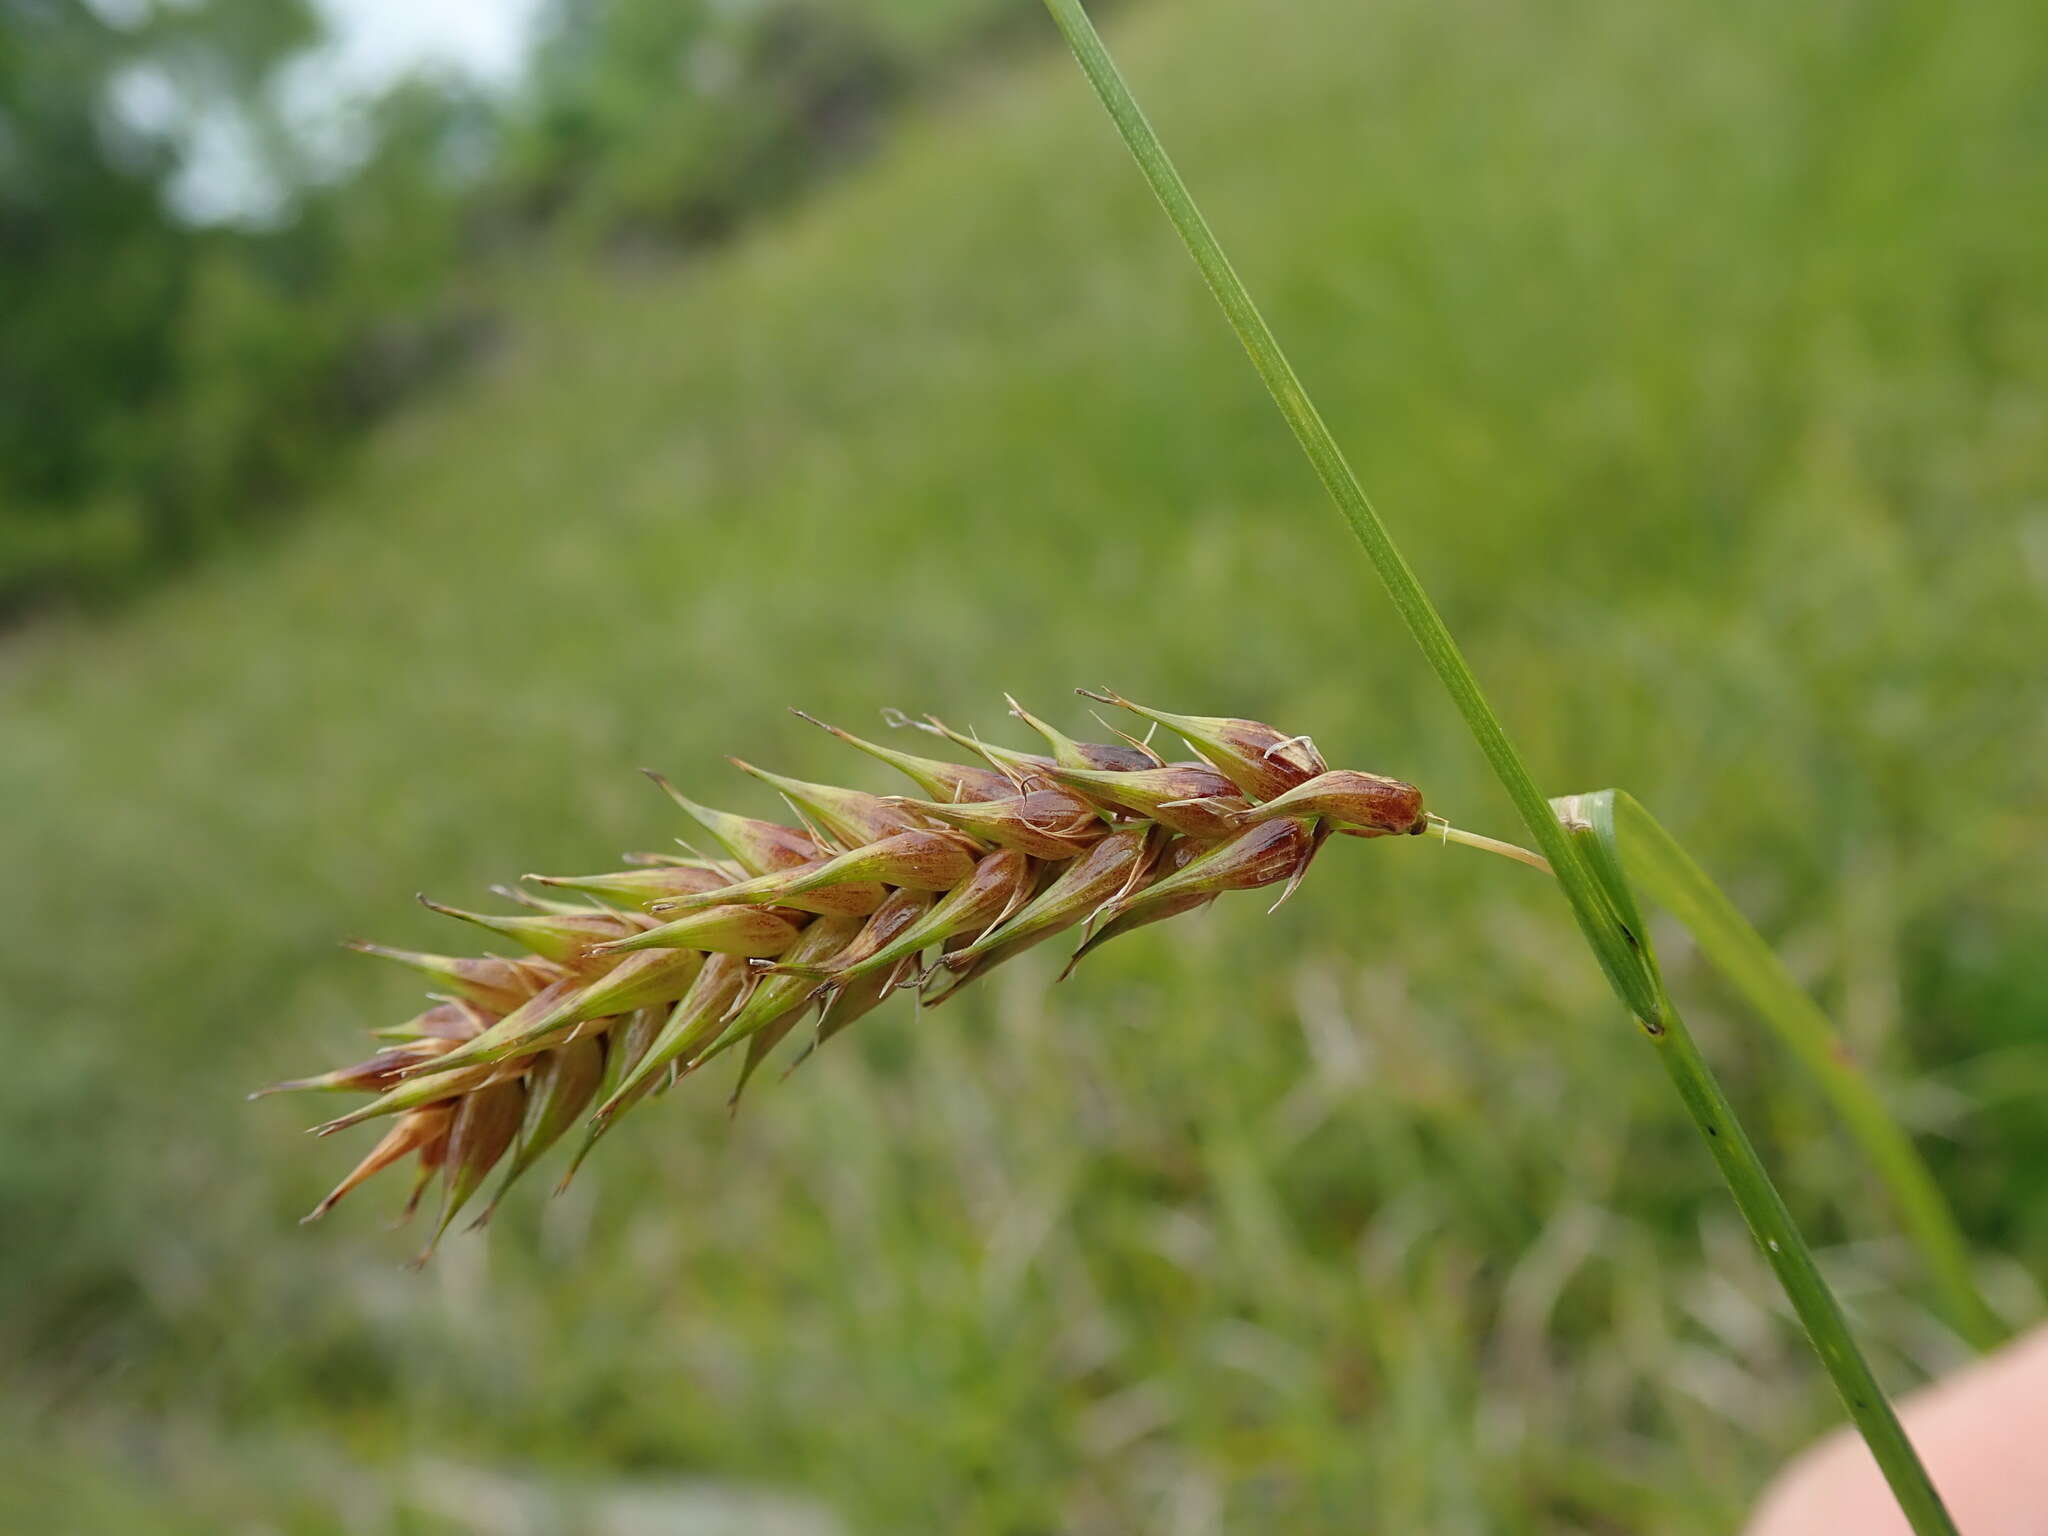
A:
[0,0,1030,617]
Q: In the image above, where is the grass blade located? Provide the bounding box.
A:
[1603,791,2001,1350]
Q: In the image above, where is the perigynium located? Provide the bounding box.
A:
[259,693,1442,1264]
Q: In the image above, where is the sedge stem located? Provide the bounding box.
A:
[1429,819,1554,875]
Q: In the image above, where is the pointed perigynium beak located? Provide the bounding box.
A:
[250,1036,458,1098]
[727,759,931,849]
[415,896,647,965]
[1079,689,1327,801]
[367,1000,488,1043]
[1004,694,1164,773]
[524,864,736,907]
[275,692,1430,1256]
[341,943,559,1015]
[790,710,1016,803]
[301,1105,454,1224]
[642,771,821,876]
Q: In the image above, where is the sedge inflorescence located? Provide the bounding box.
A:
[262,691,1427,1261]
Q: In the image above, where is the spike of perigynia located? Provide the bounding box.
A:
[342,942,549,1014]
[1006,694,1162,772]
[643,770,821,877]
[277,692,1435,1250]
[1078,690,1327,801]
[593,903,804,958]
[301,1106,453,1223]
[414,1076,525,1265]
[728,759,931,850]
[1230,769,1427,836]
[417,896,645,964]
[471,1034,606,1227]
[791,710,1014,803]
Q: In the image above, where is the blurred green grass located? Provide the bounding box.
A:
[5,0,2047,1529]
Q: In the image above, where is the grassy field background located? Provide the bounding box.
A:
[6,0,2047,1529]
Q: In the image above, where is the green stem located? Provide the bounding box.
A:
[1430,820,1555,875]
[1038,2,1958,1528]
